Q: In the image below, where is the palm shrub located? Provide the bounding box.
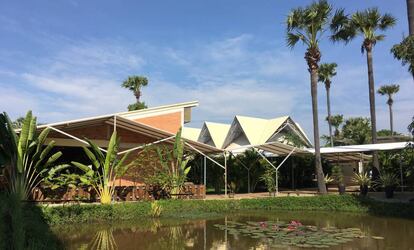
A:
[324,174,334,191]
[0,111,66,200]
[352,172,371,196]
[377,172,398,199]
[71,131,132,204]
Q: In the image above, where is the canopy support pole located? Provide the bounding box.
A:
[47,126,107,153]
[254,147,296,195]
[224,152,227,197]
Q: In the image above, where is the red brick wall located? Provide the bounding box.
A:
[133,111,182,134]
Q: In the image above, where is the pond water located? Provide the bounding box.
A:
[54,211,414,249]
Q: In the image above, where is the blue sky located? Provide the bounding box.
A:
[0,0,412,140]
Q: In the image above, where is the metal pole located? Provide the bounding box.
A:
[204,156,207,190]
[400,155,404,192]
[224,152,227,197]
[276,170,278,195]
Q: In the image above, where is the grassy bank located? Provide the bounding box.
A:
[42,195,414,225]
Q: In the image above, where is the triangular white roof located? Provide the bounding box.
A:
[181,127,201,141]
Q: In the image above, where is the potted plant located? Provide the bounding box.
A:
[352,172,371,196]
[378,172,398,199]
[331,165,345,194]
[324,174,334,192]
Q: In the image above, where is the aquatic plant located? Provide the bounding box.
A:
[214,220,364,248]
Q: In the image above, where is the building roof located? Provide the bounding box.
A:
[204,122,231,148]
[181,127,201,141]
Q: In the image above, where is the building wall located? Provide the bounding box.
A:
[133,111,182,134]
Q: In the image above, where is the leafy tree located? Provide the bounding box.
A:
[318,62,338,147]
[391,36,414,78]
[71,131,132,204]
[331,8,396,172]
[0,111,66,200]
[259,165,276,196]
[286,0,334,194]
[377,129,401,137]
[121,75,148,111]
[235,149,264,193]
[342,117,371,145]
[377,84,400,135]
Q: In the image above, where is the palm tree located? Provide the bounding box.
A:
[121,75,149,111]
[331,8,396,173]
[286,0,333,194]
[318,63,338,147]
[327,114,343,138]
[377,84,400,136]
[391,36,414,78]
[408,0,414,35]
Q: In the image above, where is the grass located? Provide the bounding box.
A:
[41,194,414,225]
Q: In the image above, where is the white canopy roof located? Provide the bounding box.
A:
[306,142,414,154]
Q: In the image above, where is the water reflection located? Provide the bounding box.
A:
[55,211,414,250]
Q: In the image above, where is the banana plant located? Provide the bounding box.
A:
[0,111,67,200]
[71,131,132,204]
[156,128,192,197]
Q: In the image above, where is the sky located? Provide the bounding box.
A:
[0,0,413,141]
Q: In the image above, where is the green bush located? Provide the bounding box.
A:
[40,195,414,225]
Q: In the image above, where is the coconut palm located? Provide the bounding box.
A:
[286,0,333,194]
[318,63,338,147]
[331,8,396,172]
[377,84,400,136]
[391,36,414,78]
[121,75,148,111]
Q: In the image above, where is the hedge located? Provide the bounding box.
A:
[41,194,414,225]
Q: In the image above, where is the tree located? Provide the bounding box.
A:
[121,75,149,111]
[342,117,371,145]
[71,131,133,204]
[327,114,344,137]
[377,84,400,136]
[391,36,414,78]
[331,8,396,173]
[318,62,338,147]
[0,111,66,200]
[286,0,334,194]
[12,117,25,129]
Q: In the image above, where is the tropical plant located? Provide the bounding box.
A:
[286,0,333,194]
[352,172,372,187]
[0,111,66,200]
[318,62,338,147]
[342,117,371,145]
[328,114,344,137]
[377,172,399,188]
[236,149,264,193]
[377,84,400,135]
[149,201,162,218]
[331,165,344,185]
[121,75,148,111]
[71,131,132,204]
[155,128,192,198]
[331,8,396,173]
[12,117,25,129]
[324,174,334,185]
[259,166,276,196]
[391,36,414,78]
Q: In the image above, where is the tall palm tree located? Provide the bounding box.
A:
[318,63,338,147]
[327,114,343,138]
[121,75,149,111]
[286,0,334,194]
[408,0,414,35]
[377,84,400,136]
[331,8,396,173]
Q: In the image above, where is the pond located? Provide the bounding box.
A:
[54,211,414,249]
